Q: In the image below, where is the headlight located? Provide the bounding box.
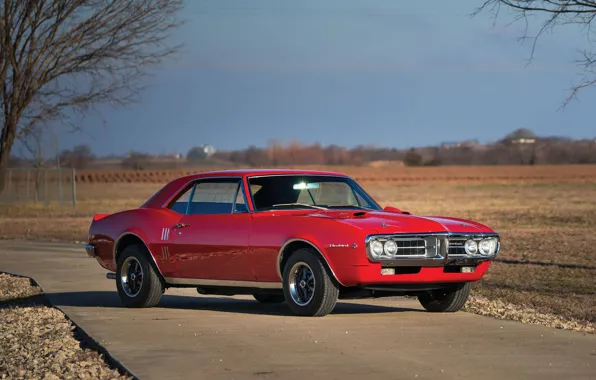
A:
[384,240,398,256]
[464,239,478,255]
[370,240,385,258]
[478,238,497,256]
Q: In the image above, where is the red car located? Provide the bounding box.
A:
[85,169,500,317]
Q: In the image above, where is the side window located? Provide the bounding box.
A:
[233,185,248,213]
[169,185,192,214]
[187,180,242,215]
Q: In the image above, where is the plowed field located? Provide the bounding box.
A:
[9,164,596,185]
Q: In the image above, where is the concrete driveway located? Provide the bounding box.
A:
[0,240,594,380]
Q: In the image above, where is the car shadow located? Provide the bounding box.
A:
[45,291,422,316]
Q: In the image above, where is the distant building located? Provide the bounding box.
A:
[510,138,536,144]
[202,144,216,157]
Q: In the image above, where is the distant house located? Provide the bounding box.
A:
[202,144,216,157]
[510,137,536,144]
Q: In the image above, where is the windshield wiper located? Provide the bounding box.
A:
[324,205,373,210]
[266,203,328,211]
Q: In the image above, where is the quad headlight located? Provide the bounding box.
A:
[464,239,478,255]
[384,240,398,255]
[369,239,399,259]
[370,240,385,258]
[478,237,499,256]
[464,237,499,256]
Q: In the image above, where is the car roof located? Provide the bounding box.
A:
[190,168,350,178]
[141,168,350,209]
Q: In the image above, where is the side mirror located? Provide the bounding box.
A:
[383,206,411,215]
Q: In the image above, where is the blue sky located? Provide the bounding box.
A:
[52,0,596,156]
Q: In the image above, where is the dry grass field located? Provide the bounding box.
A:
[0,165,595,332]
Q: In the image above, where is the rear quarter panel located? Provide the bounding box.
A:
[89,208,181,273]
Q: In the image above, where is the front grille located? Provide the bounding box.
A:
[394,239,426,256]
[446,238,468,256]
[366,233,500,262]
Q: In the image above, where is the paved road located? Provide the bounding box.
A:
[0,240,594,380]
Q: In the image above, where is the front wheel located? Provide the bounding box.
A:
[116,244,163,308]
[418,283,471,312]
[282,248,339,317]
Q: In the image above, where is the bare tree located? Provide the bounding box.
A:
[0,0,184,192]
[472,1,596,107]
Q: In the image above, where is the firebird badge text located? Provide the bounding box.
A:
[328,243,357,248]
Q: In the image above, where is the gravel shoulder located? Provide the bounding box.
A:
[0,273,132,379]
[464,295,595,334]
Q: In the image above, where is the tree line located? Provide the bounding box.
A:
[8,129,596,170]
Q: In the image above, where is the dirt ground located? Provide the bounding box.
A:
[0,273,131,379]
[0,179,595,331]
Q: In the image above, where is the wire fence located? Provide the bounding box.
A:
[1,167,77,205]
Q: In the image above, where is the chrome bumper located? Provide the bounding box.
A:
[84,243,96,258]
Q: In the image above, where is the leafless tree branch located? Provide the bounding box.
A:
[471,0,596,109]
[0,0,185,192]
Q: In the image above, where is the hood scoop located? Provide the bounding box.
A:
[334,211,367,219]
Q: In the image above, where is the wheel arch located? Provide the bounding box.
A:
[277,238,346,287]
[113,232,167,285]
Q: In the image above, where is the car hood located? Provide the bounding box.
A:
[303,210,494,235]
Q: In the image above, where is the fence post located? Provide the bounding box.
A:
[71,167,76,207]
[44,169,48,204]
[6,169,11,202]
[26,169,30,201]
[33,169,39,203]
[58,167,63,203]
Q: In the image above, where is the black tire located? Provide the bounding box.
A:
[282,248,339,317]
[253,293,286,303]
[418,283,471,312]
[116,244,163,308]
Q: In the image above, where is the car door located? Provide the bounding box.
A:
[169,177,255,281]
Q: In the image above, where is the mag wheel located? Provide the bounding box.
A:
[253,293,286,303]
[116,244,163,308]
[418,283,471,313]
[282,248,339,317]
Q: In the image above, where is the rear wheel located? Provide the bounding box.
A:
[253,293,285,303]
[418,283,471,312]
[282,248,339,316]
[116,244,163,308]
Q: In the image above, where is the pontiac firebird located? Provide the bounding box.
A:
[85,169,500,317]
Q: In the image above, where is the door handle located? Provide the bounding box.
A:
[175,223,190,229]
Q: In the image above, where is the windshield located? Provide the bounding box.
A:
[247,175,381,211]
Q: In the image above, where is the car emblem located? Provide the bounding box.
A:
[328,244,349,248]
[380,222,387,228]
[328,243,358,249]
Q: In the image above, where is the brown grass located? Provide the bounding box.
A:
[0,177,595,329]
